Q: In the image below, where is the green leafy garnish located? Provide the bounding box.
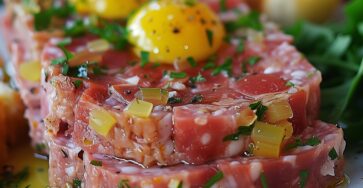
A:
[90,160,102,167]
[236,40,245,53]
[260,172,268,188]
[170,72,187,79]
[225,11,263,32]
[189,73,206,87]
[90,22,129,50]
[168,97,183,104]
[286,136,321,150]
[206,29,214,47]
[223,125,254,141]
[246,56,261,66]
[191,94,203,103]
[73,178,82,188]
[211,57,232,76]
[203,171,224,188]
[140,51,150,67]
[299,170,309,188]
[187,56,197,67]
[249,101,268,120]
[73,80,83,88]
[219,0,227,12]
[329,148,339,160]
[118,179,131,188]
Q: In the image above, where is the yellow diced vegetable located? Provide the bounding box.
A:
[264,100,293,123]
[253,141,281,158]
[276,120,293,139]
[19,61,42,82]
[69,0,91,13]
[236,108,257,126]
[87,39,111,52]
[125,99,153,118]
[252,121,285,145]
[89,107,117,136]
[140,88,168,105]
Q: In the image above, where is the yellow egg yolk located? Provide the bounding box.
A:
[74,0,145,19]
[127,1,225,64]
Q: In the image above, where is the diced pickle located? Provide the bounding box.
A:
[276,120,293,139]
[87,39,111,52]
[253,141,281,158]
[125,99,153,118]
[264,100,293,123]
[89,108,117,136]
[19,61,42,82]
[236,108,257,126]
[140,88,169,105]
[252,121,285,145]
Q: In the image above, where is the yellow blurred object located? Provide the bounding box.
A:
[127,0,225,64]
[251,121,285,158]
[276,120,293,139]
[264,100,293,123]
[89,107,117,136]
[19,61,42,82]
[125,99,153,118]
[88,0,145,19]
[140,88,169,105]
[245,0,340,24]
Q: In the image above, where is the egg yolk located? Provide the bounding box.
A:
[127,1,225,64]
[80,0,145,19]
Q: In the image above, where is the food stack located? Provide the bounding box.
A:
[2,0,345,187]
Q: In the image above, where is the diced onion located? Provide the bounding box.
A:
[87,39,111,52]
[140,88,168,105]
[125,99,153,118]
[89,107,117,136]
[19,61,42,82]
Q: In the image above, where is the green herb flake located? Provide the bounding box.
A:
[191,94,203,103]
[260,172,268,188]
[57,38,72,47]
[223,125,254,141]
[203,171,224,188]
[225,11,262,32]
[286,136,321,150]
[236,40,245,53]
[305,136,321,146]
[211,57,233,76]
[90,160,102,167]
[247,56,261,66]
[249,101,268,120]
[118,179,131,188]
[187,56,197,67]
[219,0,227,12]
[286,81,295,87]
[299,170,309,188]
[168,97,183,104]
[206,29,214,47]
[73,178,82,188]
[73,80,83,88]
[140,51,150,67]
[170,72,187,79]
[190,73,206,86]
[328,148,338,160]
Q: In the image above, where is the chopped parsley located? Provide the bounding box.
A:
[73,178,82,188]
[140,51,150,67]
[236,40,245,53]
[286,136,321,150]
[329,148,338,160]
[225,11,263,32]
[51,46,74,75]
[90,22,129,50]
[286,81,296,87]
[170,72,187,79]
[191,94,203,103]
[260,172,268,188]
[223,125,254,141]
[73,80,83,88]
[168,97,183,104]
[203,171,224,188]
[299,170,309,188]
[206,29,214,47]
[247,56,261,66]
[249,101,268,120]
[118,179,131,188]
[0,166,29,188]
[90,160,102,167]
[187,56,197,67]
[64,19,88,37]
[211,57,232,76]
[219,0,227,12]
[57,38,72,47]
[189,73,206,87]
